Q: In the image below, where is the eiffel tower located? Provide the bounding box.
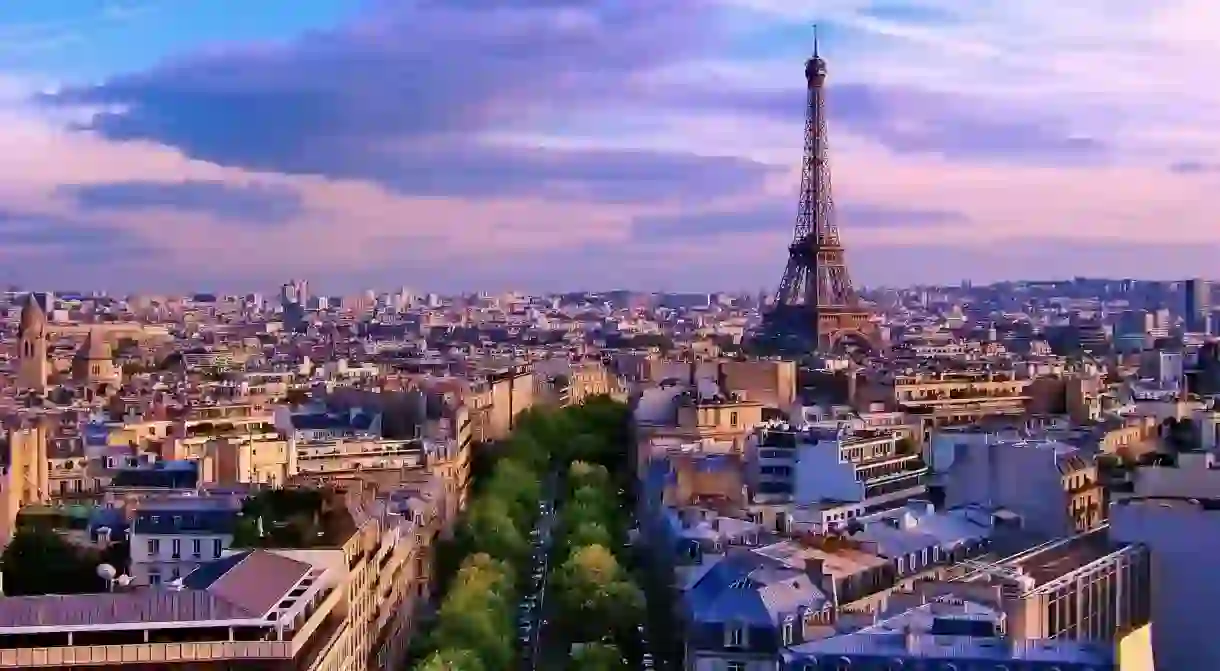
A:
[758,27,878,356]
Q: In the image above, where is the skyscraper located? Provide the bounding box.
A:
[1184,278,1211,333]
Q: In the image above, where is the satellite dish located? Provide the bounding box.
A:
[96,564,117,582]
[116,575,133,586]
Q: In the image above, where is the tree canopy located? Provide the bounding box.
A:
[1,528,109,596]
[411,395,632,671]
[569,642,629,671]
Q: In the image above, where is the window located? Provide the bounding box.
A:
[803,661,819,671]
[148,571,161,586]
[834,658,852,671]
[726,663,745,671]
[730,411,739,427]
[147,538,160,555]
[213,538,223,558]
[725,624,745,648]
[192,539,202,556]
[171,538,181,559]
[782,617,795,645]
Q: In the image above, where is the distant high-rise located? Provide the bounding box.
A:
[1184,278,1212,333]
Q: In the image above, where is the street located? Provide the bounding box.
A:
[516,472,557,671]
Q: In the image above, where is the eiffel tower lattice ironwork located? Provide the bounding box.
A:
[760,26,878,355]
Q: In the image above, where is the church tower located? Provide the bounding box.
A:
[16,295,49,393]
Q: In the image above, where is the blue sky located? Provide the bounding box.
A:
[1,0,1217,293]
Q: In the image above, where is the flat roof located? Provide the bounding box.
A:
[1007,528,1125,586]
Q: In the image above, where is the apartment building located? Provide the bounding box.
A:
[872,369,1032,430]
[938,432,1105,536]
[1109,452,1220,671]
[633,374,765,482]
[0,480,442,671]
[940,527,1150,644]
[750,424,927,506]
[128,495,241,585]
[781,596,1116,669]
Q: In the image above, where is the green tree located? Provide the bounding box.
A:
[553,545,645,644]
[417,647,486,671]
[563,432,609,465]
[568,521,614,550]
[569,642,628,671]
[485,459,542,525]
[457,499,528,565]
[1,529,104,596]
[569,461,611,491]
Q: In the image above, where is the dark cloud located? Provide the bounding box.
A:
[634,202,969,239]
[0,209,157,276]
[1169,160,1220,174]
[59,180,303,223]
[0,209,138,249]
[669,82,1106,164]
[43,1,768,202]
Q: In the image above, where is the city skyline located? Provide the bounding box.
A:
[1,1,1217,292]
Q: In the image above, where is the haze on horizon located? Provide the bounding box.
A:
[0,0,1217,293]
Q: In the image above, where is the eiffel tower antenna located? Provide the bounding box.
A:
[754,24,878,356]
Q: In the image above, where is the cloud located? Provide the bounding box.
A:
[4,0,1219,291]
[59,179,303,223]
[652,80,1106,164]
[634,201,968,239]
[44,1,738,201]
[1169,160,1220,174]
[0,207,155,271]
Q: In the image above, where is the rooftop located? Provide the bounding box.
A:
[0,550,314,632]
[1004,527,1127,588]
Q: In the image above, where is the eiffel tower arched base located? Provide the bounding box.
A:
[755,305,879,356]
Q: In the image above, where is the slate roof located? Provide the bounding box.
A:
[110,460,199,489]
[684,552,827,626]
[133,498,239,535]
[290,412,377,432]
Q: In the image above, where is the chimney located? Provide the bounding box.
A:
[803,556,824,584]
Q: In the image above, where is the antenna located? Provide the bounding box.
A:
[812,23,820,58]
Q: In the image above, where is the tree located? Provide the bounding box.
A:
[568,521,613,550]
[423,554,516,671]
[569,642,628,671]
[1,529,104,596]
[485,459,542,525]
[457,498,529,565]
[569,461,611,491]
[563,432,610,466]
[417,647,485,671]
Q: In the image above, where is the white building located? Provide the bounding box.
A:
[751,425,926,506]
[129,496,241,585]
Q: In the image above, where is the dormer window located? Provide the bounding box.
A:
[725,624,746,648]
[782,616,795,645]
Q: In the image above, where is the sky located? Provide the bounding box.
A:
[1,0,1218,293]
